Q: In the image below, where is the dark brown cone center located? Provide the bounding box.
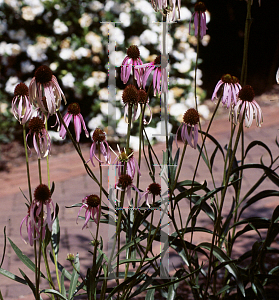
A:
[127,45,140,60]
[118,174,133,189]
[238,85,255,102]
[86,194,100,207]
[183,108,199,125]
[34,184,51,203]
[148,183,161,196]
[68,103,81,115]
[122,85,139,105]
[92,128,106,143]
[14,83,29,96]
[29,117,45,134]
[34,65,53,84]
[138,89,148,104]
[195,1,206,12]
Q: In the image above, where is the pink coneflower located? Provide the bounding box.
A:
[122,84,139,122]
[176,108,199,149]
[138,89,152,125]
[112,146,141,179]
[189,1,208,40]
[89,128,111,167]
[233,85,263,128]
[20,206,39,246]
[12,83,33,124]
[137,55,168,96]
[211,74,242,108]
[59,103,89,142]
[121,45,143,87]
[20,184,55,245]
[26,116,51,158]
[141,182,161,207]
[116,174,141,204]
[76,194,100,229]
[29,65,66,116]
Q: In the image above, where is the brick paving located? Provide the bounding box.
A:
[0,103,279,299]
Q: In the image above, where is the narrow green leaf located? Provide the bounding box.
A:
[60,268,66,298]
[198,242,245,297]
[41,289,67,300]
[0,267,27,285]
[68,253,80,300]
[8,238,46,279]
[145,288,155,300]
[51,213,60,260]
[240,190,279,217]
[19,268,36,298]
[0,226,6,268]
[244,140,273,164]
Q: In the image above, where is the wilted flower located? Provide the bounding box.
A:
[12,83,32,124]
[137,55,168,96]
[121,45,143,86]
[112,145,141,179]
[211,74,242,108]
[176,108,199,149]
[150,0,181,21]
[76,194,100,229]
[59,103,89,142]
[233,85,263,128]
[26,116,51,158]
[20,184,55,245]
[29,65,66,115]
[189,1,208,39]
[142,182,161,207]
[138,89,152,125]
[90,128,111,167]
[122,84,140,122]
[116,174,141,204]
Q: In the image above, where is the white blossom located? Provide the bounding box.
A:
[79,13,93,28]
[61,73,75,88]
[21,60,35,73]
[140,30,158,45]
[5,76,19,94]
[53,19,68,34]
[89,1,104,11]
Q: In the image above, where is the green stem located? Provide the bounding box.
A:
[203,110,246,299]
[23,124,32,204]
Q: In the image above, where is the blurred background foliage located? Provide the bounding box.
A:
[1,0,278,145]
[0,0,209,145]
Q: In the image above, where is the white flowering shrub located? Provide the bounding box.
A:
[0,0,208,143]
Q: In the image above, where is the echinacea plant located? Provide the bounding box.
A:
[233,85,263,127]
[20,184,55,245]
[137,55,168,96]
[141,182,161,207]
[211,74,242,108]
[12,83,33,124]
[59,102,89,142]
[121,45,143,87]
[176,108,200,149]
[29,65,66,116]
[76,194,100,229]
[112,146,141,179]
[89,128,111,167]
[189,1,208,39]
[26,116,51,158]
[122,84,139,122]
